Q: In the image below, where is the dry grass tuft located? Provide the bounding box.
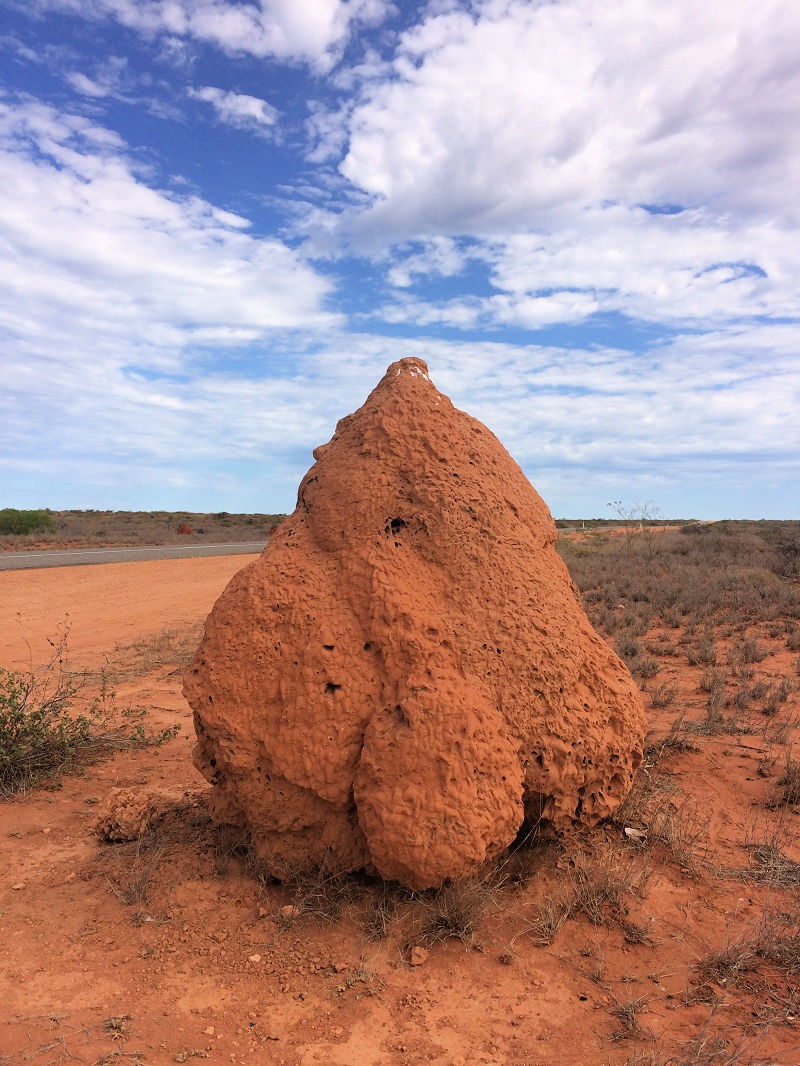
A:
[724,815,800,887]
[415,877,499,946]
[777,750,800,806]
[643,713,699,761]
[107,624,203,681]
[526,846,652,945]
[695,904,800,998]
[610,995,650,1042]
[649,681,680,709]
[361,888,401,942]
[281,867,362,924]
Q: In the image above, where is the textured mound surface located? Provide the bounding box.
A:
[95,786,185,842]
[184,358,645,890]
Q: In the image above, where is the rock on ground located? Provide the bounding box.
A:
[184,358,645,890]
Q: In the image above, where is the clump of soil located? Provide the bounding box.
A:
[185,358,645,889]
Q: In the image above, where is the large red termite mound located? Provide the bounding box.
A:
[184,358,645,890]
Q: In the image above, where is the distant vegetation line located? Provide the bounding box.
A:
[0,508,288,552]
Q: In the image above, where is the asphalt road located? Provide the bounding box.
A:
[0,541,267,571]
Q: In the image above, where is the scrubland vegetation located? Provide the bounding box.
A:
[0,508,285,551]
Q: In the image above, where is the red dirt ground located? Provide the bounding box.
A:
[2,556,799,1066]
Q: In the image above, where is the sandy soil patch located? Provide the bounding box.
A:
[0,555,257,669]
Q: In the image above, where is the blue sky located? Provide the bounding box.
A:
[1,0,798,519]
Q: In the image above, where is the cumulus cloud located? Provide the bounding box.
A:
[378,204,800,330]
[29,0,394,71]
[0,94,341,507]
[342,0,800,230]
[190,85,278,132]
[3,2,798,518]
[330,0,800,332]
[0,95,338,370]
[385,237,466,288]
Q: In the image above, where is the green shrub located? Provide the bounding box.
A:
[0,508,56,535]
[0,635,179,795]
[0,666,95,792]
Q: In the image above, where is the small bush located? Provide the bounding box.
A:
[635,657,660,680]
[0,664,96,793]
[699,667,727,693]
[763,678,793,716]
[737,638,768,664]
[617,634,640,663]
[650,681,679,708]
[416,878,496,946]
[0,632,179,795]
[778,752,800,806]
[0,508,55,535]
[687,635,716,666]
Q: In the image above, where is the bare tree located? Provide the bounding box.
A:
[607,500,663,557]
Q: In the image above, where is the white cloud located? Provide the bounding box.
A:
[378,203,800,330]
[0,95,338,372]
[329,0,800,331]
[0,95,341,509]
[343,0,800,230]
[386,237,465,288]
[31,0,394,71]
[191,85,278,132]
[65,70,110,97]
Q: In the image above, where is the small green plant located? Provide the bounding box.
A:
[0,508,55,535]
[0,663,94,793]
[0,631,179,795]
